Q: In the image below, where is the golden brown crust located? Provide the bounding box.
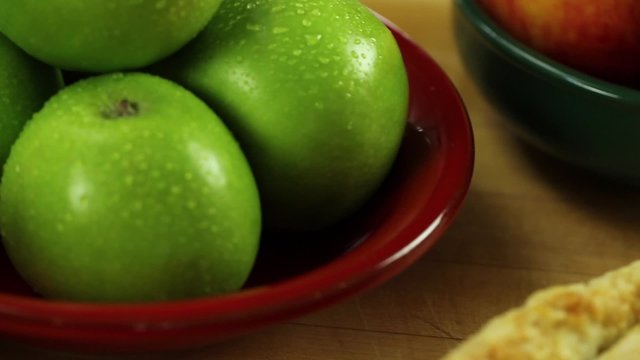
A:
[597,326,640,360]
[441,261,640,360]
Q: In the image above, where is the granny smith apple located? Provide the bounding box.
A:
[154,0,409,231]
[0,33,62,171]
[0,0,223,72]
[0,73,261,302]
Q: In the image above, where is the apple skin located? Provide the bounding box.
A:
[0,33,62,170]
[0,0,223,72]
[0,73,262,303]
[153,0,409,231]
[478,0,640,85]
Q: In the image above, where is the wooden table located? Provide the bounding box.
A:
[5,1,640,359]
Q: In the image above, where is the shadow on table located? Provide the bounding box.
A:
[513,139,640,229]
[0,340,201,360]
[1,335,268,360]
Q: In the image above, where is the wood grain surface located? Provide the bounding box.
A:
[4,1,640,359]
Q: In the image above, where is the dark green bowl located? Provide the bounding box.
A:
[454,0,640,182]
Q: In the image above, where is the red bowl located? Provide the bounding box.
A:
[0,21,474,353]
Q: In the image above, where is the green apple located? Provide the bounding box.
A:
[153,0,409,231]
[0,33,61,171]
[0,73,261,302]
[0,0,223,72]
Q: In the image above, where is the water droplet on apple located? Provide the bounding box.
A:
[155,0,167,10]
[272,27,289,34]
[270,5,285,13]
[246,23,263,32]
[125,176,134,186]
[305,34,322,46]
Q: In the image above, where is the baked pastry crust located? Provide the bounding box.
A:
[597,325,640,360]
[441,261,640,360]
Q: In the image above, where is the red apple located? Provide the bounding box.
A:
[478,0,640,86]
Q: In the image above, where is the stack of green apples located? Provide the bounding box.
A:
[0,0,408,303]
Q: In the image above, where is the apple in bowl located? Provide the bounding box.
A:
[478,0,640,86]
[0,0,475,353]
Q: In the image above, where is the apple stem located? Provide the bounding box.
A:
[102,99,140,119]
